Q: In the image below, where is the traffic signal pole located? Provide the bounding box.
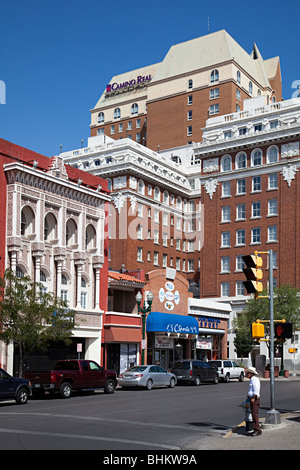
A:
[265,249,281,426]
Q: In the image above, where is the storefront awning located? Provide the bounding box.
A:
[146,312,199,335]
[104,327,141,343]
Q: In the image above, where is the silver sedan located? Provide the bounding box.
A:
[118,365,177,390]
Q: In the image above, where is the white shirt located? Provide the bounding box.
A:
[248,375,260,397]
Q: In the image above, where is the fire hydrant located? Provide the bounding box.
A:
[241,398,253,432]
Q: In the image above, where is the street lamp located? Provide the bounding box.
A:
[136,290,153,365]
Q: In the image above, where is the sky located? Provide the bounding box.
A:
[0,0,299,157]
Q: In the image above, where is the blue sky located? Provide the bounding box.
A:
[0,0,299,157]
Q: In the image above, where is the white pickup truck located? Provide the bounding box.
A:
[209,360,245,382]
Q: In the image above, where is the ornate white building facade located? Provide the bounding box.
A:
[0,139,110,374]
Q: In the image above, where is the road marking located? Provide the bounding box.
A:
[0,411,222,433]
[0,427,180,450]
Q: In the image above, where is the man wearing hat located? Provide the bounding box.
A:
[246,366,262,436]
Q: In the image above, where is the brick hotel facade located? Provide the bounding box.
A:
[90,30,282,151]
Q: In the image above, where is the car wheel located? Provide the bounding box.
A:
[239,372,245,382]
[15,388,29,404]
[104,379,116,394]
[213,375,219,384]
[146,379,153,390]
[195,376,201,386]
[169,377,176,388]
[224,373,230,383]
[60,382,72,398]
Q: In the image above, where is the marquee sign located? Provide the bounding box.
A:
[197,316,221,329]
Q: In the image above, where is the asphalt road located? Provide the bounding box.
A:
[0,379,299,451]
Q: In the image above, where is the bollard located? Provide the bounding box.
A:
[241,398,253,432]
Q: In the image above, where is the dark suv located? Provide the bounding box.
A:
[0,368,31,404]
[171,360,218,385]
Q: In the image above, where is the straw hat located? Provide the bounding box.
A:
[245,366,258,375]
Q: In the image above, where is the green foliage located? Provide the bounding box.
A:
[0,269,76,376]
[233,285,300,357]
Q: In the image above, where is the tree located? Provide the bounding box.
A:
[234,328,255,360]
[0,269,76,377]
[233,285,300,360]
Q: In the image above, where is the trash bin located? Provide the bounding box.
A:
[241,398,253,432]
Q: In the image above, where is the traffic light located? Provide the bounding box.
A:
[242,254,263,298]
[274,322,293,339]
[252,322,265,339]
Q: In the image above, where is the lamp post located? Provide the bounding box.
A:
[136,290,153,365]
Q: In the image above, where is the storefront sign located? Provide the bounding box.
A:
[158,281,180,311]
[155,334,174,349]
[196,338,212,350]
[197,316,221,329]
[166,322,198,335]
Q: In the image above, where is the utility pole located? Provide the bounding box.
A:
[265,249,281,425]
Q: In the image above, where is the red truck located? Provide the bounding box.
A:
[24,359,117,398]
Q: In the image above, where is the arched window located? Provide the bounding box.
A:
[21,206,35,236]
[106,178,112,191]
[251,149,263,167]
[210,69,219,83]
[114,108,121,119]
[267,145,279,163]
[249,82,253,95]
[131,103,138,115]
[154,187,160,201]
[66,219,77,246]
[236,152,247,169]
[98,112,104,123]
[163,190,169,205]
[176,196,182,209]
[44,213,57,241]
[138,179,145,195]
[237,70,241,83]
[188,79,193,89]
[85,224,96,250]
[221,155,232,172]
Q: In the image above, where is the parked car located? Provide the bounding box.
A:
[171,359,218,385]
[0,368,31,404]
[209,360,245,382]
[24,359,117,398]
[118,365,177,390]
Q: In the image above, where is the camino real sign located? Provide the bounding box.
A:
[105,74,152,97]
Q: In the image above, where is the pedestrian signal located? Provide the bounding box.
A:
[274,322,293,339]
[242,254,263,298]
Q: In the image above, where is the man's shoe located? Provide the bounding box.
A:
[252,430,262,436]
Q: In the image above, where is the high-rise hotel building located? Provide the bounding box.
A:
[90,30,282,151]
[62,29,300,363]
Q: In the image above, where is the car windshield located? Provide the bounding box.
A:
[126,366,148,372]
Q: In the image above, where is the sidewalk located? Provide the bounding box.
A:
[194,375,300,450]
